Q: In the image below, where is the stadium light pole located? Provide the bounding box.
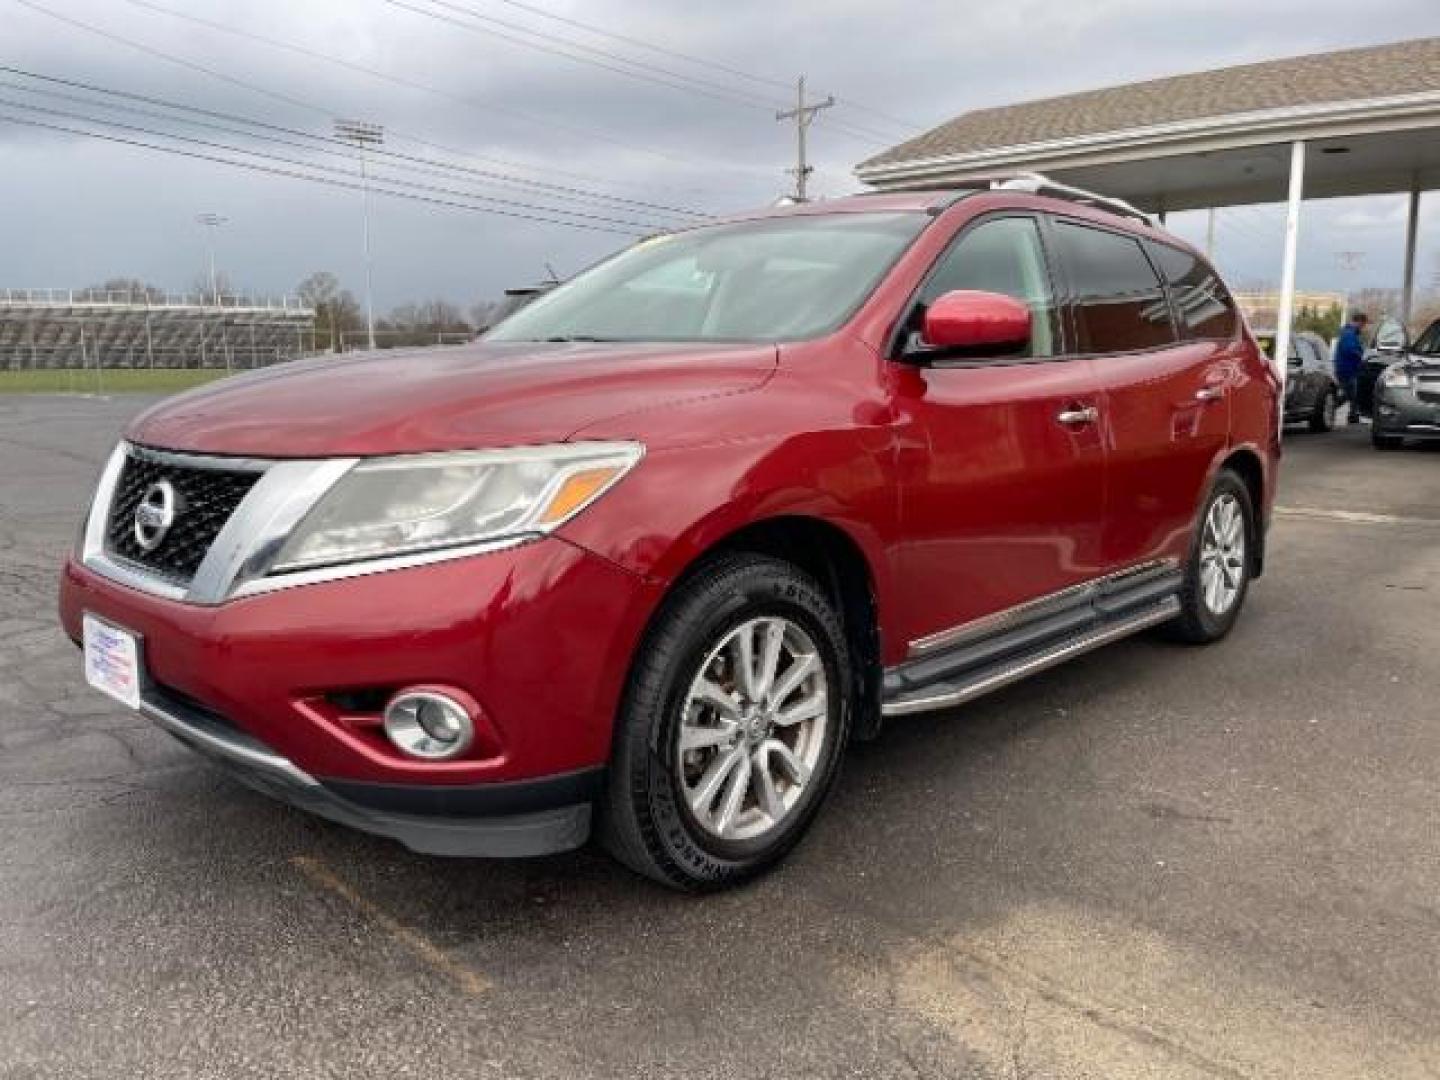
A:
[196,213,228,305]
[334,119,383,351]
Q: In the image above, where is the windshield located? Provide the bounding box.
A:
[1372,318,1406,351]
[1412,319,1440,356]
[485,212,927,344]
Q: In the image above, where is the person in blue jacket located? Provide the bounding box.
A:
[1334,312,1368,424]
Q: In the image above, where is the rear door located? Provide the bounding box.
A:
[889,213,1108,648]
[1048,221,1235,572]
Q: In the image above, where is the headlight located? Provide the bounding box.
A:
[268,441,642,574]
[1379,365,1412,390]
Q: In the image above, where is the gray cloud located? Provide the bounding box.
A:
[2,0,1438,310]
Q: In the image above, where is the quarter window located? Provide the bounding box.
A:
[1052,222,1175,353]
[1147,243,1239,340]
[919,216,1059,358]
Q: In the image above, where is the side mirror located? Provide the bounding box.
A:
[912,290,1031,362]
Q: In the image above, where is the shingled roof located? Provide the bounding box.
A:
[859,37,1440,172]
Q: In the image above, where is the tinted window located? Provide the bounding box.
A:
[1147,243,1238,339]
[1052,222,1175,353]
[1413,319,1440,356]
[919,216,1058,357]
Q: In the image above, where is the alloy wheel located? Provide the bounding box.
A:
[676,616,829,842]
[1199,492,1246,616]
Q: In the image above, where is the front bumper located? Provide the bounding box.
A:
[1373,389,1440,438]
[60,536,663,855]
[143,684,598,856]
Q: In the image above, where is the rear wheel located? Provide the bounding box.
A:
[600,554,850,890]
[1166,470,1253,644]
[1309,388,1337,433]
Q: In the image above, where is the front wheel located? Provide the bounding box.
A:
[1372,430,1404,451]
[600,554,850,890]
[1166,470,1254,644]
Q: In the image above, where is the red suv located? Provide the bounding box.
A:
[61,181,1279,890]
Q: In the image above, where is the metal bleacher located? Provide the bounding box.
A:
[0,289,318,371]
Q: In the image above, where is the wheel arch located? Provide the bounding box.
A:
[655,515,886,741]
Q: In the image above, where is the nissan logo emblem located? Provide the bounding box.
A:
[133,479,178,552]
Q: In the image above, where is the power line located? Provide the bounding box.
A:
[0,66,710,222]
[0,97,662,232]
[380,0,786,113]
[116,0,721,169]
[14,0,720,185]
[412,0,792,110]
[474,0,926,133]
[381,0,910,146]
[0,110,638,235]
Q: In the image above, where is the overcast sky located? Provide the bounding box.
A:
[3,0,1440,314]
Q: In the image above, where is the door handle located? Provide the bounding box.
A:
[1056,405,1099,426]
[1195,386,1225,402]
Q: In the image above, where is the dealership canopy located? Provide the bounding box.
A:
[856,36,1440,368]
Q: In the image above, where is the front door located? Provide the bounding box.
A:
[889,214,1108,652]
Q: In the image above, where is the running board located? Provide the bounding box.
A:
[881,581,1181,718]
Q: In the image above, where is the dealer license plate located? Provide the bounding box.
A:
[83,613,142,711]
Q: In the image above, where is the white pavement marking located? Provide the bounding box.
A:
[1275,506,1440,528]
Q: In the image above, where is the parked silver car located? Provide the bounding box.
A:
[1372,317,1440,449]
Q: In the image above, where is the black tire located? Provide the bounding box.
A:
[599,554,851,891]
[1165,470,1255,644]
[1372,430,1404,451]
[1309,388,1337,433]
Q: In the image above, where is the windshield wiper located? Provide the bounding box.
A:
[539,335,617,343]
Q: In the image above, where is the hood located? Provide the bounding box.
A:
[126,341,777,457]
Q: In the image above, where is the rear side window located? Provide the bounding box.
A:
[1147,243,1239,340]
[1052,221,1175,354]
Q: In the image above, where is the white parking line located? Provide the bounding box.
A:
[1275,506,1440,528]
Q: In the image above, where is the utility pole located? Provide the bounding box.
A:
[775,76,833,203]
[335,119,384,351]
[196,213,227,304]
[1205,208,1216,260]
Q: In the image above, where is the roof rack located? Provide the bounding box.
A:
[989,172,1154,225]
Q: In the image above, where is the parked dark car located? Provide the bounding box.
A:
[475,281,559,335]
[1355,317,1409,419]
[1261,330,1340,431]
[1372,317,1440,448]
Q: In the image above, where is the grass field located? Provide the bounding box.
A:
[0,369,231,394]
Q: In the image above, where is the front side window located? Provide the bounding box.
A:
[1147,243,1238,340]
[917,216,1058,357]
[486,212,927,344]
[1052,221,1176,354]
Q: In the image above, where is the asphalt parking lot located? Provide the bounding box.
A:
[2,393,1438,1080]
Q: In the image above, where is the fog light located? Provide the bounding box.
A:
[383,690,475,760]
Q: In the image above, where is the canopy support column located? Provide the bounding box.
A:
[1402,172,1420,327]
[1273,140,1306,386]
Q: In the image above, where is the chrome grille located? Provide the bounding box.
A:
[104,451,262,584]
[1415,377,1440,405]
